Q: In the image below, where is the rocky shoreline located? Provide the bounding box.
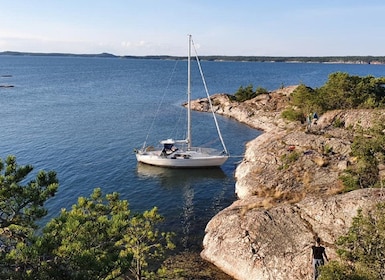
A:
[190,87,385,280]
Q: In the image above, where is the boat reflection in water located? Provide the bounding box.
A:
[136,163,227,181]
[135,163,234,250]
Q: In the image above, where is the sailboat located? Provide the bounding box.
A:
[135,35,229,168]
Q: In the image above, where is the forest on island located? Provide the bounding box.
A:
[1,51,385,64]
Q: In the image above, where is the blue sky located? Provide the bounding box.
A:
[1,0,384,56]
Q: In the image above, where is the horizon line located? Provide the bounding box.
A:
[1,50,385,59]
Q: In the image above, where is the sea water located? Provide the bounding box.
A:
[1,56,384,250]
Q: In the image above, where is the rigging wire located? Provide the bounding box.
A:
[191,38,229,155]
[141,60,179,150]
[168,101,187,141]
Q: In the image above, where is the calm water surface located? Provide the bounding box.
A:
[1,56,385,250]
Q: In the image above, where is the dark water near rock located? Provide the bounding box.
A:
[1,56,384,250]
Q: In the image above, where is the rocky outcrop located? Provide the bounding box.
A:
[201,189,385,280]
[192,87,385,279]
[236,108,385,202]
[190,86,297,132]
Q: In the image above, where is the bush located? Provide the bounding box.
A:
[2,187,175,280]
[280,151,300,169]
[333,118,345,128]
[320,203,385,280]
[319,261,367,280]
[339,173,360,192]
[255,86,268,95]
[286,73,385,121]
[281,108,305,122]
[234,84,255,102]
[233,84,268,102]
[340,119,385,191]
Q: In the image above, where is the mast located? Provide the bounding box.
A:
[187,34,192,150]
[191,38,229,156]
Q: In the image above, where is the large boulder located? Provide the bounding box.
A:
[201,189,384,280]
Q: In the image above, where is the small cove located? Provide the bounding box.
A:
[1,56,384,252]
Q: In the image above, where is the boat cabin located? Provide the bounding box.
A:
[160,139,178,156]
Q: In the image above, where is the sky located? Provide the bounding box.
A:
[1,0,384,56]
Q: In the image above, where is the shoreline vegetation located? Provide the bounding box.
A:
[1,51,385,64]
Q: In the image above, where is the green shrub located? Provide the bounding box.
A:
[280,151,300,169]
[255,86,268,95]
[337,118,385,191]
[281,108,305,122]
[233,85,269,102]
[234,84,255,102]
[333,118,345,128]
[339,173,360,192]
[320,203,385,279]
[319,261,366,280]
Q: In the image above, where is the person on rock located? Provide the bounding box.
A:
[311,237,328,279]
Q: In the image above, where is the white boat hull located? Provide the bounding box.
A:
[136,149,228,168]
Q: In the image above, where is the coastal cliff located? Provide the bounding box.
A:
[191,87,385,280]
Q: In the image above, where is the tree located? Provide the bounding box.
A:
[234,84,256,102]
[319,203,385,280]
[286,83,321,121]
[0,155,58,278]
[283,73,385,122]
[317,72,385,111]
[340,118,385,191]
[0,156,58,233]
[255,86,269,95]
[117,207,175,280]
[290,84,318,112]
[0,157,175,279]
[37,188,132,279]
[37,188,175,280]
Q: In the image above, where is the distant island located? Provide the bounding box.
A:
[1,51,384,64]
